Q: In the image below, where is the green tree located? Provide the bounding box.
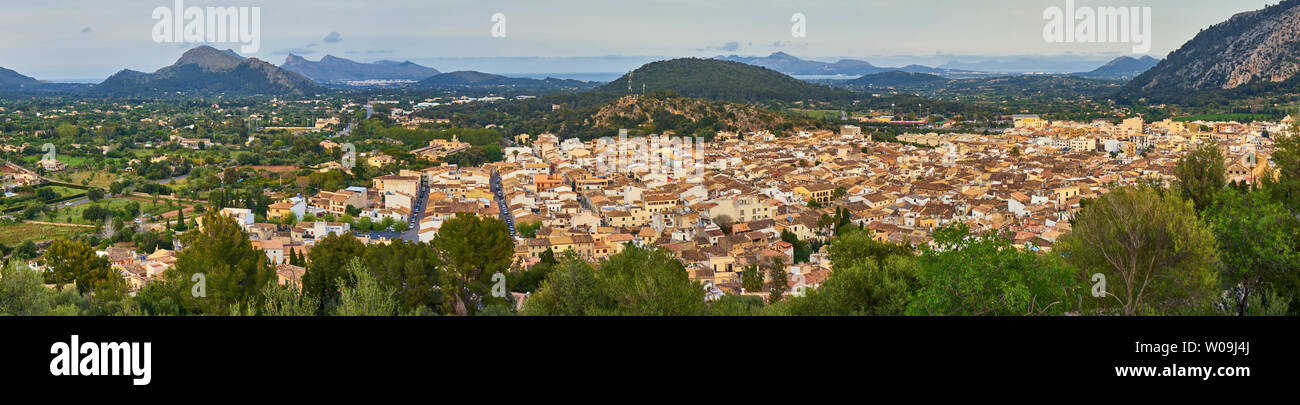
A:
[767,257,788,303]
[522,246,706,316]
[519,253,609,316]
[164,211,276,314]
[1174,143,1226,212]
[87,188,105,201]
[362,239,442,312]
[1204,188,1300,315]
[516,221,542,238]
[303,233,368,310]
[779,255,918,316]
[42,238,115,295]
[1,261,82,316]
[1262,130,1300,213]
[431,213,515,315]
[740,265,763,292]
[334,258,401,316]
[1057,186,1220,315]
[909,223,1083,316]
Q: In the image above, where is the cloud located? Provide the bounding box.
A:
[81,27,92,34]
[697,41,742,52]
[323,32,343,43]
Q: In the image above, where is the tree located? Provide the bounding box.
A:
[712,215,734,235]
[740,265,763,292]
[781,229,812,263]
[1057,187,1220,315]
[601,245,707,315]
[432,214,515,315]
[42,238,115,295]
[516,221,542,238]
[163,211,276,314]
[1,261,82,316]
[909,224,1082,316]
[767,257,788,303]
[334,258,401,316]
[519,253,609,316]
[828,229,913,270]
[780,255,918,316]
[87,188,105,202]
[1174,142,1226,212]
[362,239,442,312]
[173,208,187,231]
[1262,130,1300,213]
[82,204,109,223]
[509,248,556,294]
[303,233,368,310]
[522,246,707,316]
[1204,188,1300,315]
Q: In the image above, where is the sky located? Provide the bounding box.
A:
[0,0,1279,80]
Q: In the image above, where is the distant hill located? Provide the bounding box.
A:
[1073,56,1160,80]
[417,71,595,89]
[599,58,855,103]
[845,71,949,89]
[1123,0,1300,103]
[96,46,320,96]
[715,52,968,77]
[716,52,886,76]
[590,94,816,135]
[281,54,439,83]
[0,67,40,88]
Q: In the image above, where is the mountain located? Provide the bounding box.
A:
[716,52,887,75]
[589,94,817,136]
[96,46,320,96]
[598,58,855,103]
[845,71,949,88]
[281,54,440,83]
[1124,0,1300,103]
[1073,56,1160,80]
[417,71,595,88]
[0,67,41,88]
[938,55,1115,74]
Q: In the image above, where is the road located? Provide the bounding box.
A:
[333,104,373,139]
[400,180,430,242]
[491,170,515,236]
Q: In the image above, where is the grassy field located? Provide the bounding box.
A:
[0,221,91,246]
[63,170,119,189]
[40,197,180,225]
[791,109,843,121]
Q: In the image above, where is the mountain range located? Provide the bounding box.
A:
[1072,56,1160,80]
[417,71,596,89]
[715,52,961,76]
[96,46,319,96]
[281,54,440,83]
[1124,0,1300,103]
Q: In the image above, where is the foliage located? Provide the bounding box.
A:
[1057,187,1220,315]
[908,223,1084,316]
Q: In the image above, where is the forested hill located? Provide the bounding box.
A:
[598,58,856,103]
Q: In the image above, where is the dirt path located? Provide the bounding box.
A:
[21,220,94,228]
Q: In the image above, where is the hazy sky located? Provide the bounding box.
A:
[0,0,1277,80]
